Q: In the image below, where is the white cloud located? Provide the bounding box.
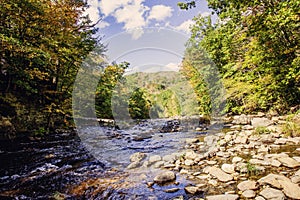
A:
[113,2,149,39]
[174,19,195,34]
[165,62,180,71]
[98,21,110,29]
[86,0,100,24]
[99,0,132,16]
[148,5,173,21]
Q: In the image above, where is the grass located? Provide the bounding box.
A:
[253,126,271,135]
[282,114,300,137]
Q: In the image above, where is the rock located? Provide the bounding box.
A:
[130,152,146,162]
[296,169,300,176]
[234,135,248,144]
[127,161,142,169]
[237,180,258,191]
[242,190,256,198]
[277,157,300,168]
[232,114,251,125]
[154,171,176,184]
[232,156,243,163]
[207,166,233,182]
[163,154,177,163]
[172,196,184,200]
[249,159,270,166]
[258,145,270,153]
[208,179,218,186]
[291,176,300,184]
[149,155,162,164]
[186,138,199,144]
[206,160,217,165]
[255,196,266,200]
[164,188,180,193]
[278,178,300,199]
[221,164,235,174]
[185,151,199,160]
[206,194,239,200]
[258,174,290,189]
[251,117,273,128]
[184,159,194,166]
[184,186,200,194]
[270,160,281,167]
[260,187,285,200]
[154,161,165,168]
[274,138,288,145]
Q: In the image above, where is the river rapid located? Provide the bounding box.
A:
[0,119,211,199]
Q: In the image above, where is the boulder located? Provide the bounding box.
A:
[277,157,300,168]
[278,178,300,199]
[148,155,162,164]
[153,171,176,184]
[206,194,239,200]
[130,152,146,162]
[237,180,258,191]
[221,164,235,174]
[207,166,233,182]
[259,187,285,200]
[242,190,256,198]
[251,117,273,128]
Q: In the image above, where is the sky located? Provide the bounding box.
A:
[85,0,214,72]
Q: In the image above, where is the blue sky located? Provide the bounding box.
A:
[85,0,214,72]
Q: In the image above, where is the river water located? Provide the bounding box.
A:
[0,119,212,199]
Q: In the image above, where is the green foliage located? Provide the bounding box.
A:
[129,88,151,119]
[282,114,300,137]
[183,0,300,114]
[177,1,196,10]
[0,0,100,132]
[244,162,260,176]
[254,126,271,135]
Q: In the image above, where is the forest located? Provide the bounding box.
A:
[0,0,299,137]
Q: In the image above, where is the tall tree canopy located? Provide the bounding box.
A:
[0,0,101,132]
[183,0,300,114]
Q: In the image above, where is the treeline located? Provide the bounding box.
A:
[0,0,102,134]
[182,0,300,114]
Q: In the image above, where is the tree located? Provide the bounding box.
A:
[0,0,100,132]
[183,0,300,114]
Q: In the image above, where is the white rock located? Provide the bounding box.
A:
[232,156,243,163]
[237,180,258,191]
[251,117,273,128]
[184,159,194,166]
[260,187,285,200]
[242,190,256,198]
[278,178,300,199]
[277,157,300,168]
[153,171,176,184]
[130,152,146,162]
[206,194,239,200]
[149,155,162,164]
[207,166,233,182]
[221,164,235,174]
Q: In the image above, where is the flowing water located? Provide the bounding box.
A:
[0,119,209,199]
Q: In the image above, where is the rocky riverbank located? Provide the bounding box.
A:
[126,113,300,199]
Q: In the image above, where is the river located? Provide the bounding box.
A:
[0,119,213,199]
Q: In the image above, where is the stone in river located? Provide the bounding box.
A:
[154,171,176,184]
[207,166,233,182]
[278,178,300,199]
[221,164,235,174]
[277,157,300,168]
[259,187,285,200]
[242,190,256,198]
[206,194,239,200]
[237,180,258,191]
[130,152,146,162]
